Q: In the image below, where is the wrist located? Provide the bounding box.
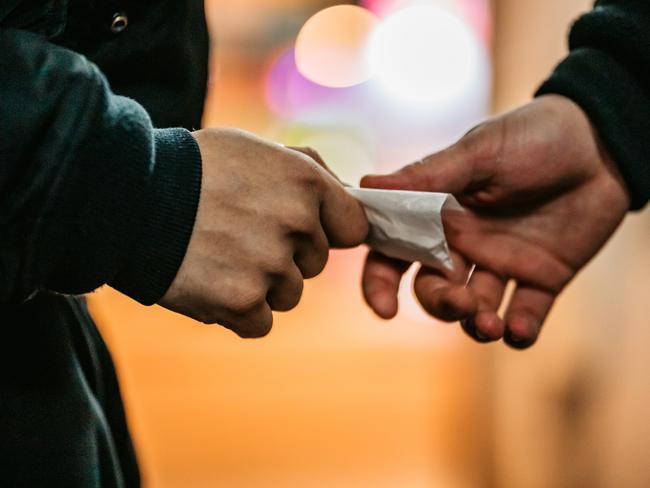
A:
[536,48,650,210]
[110,128,203,305]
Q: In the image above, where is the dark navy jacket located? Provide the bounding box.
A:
[0,1,207,485]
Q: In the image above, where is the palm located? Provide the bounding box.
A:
[447,162,626,295]
[361,95,629,348]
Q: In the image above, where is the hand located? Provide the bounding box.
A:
[361,95,630,348]
[160,128,368,338]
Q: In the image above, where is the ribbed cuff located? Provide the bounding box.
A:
[536,47,650,210]
[110,128,202,305]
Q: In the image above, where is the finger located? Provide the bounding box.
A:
[446,217,573,295]
[266,263,304,312]
[360,134,486,194]
[288,146,367,247]
[293,227,329,279]
[413,252,475,322]
[319,172,369,248]
[289,146,350,187]
[289,146,334,174]
[362,251,411,319]
[462,269,507,342]
[503,285,556,349]
[222,302,274,339]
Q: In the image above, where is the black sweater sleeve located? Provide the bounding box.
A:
[536,0,650,210]
[0,27,202,305]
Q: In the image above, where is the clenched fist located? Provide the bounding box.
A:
[160,128,368,338]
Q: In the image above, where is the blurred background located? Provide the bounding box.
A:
[89,0,650,486]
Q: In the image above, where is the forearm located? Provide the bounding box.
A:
[0,28,201,305]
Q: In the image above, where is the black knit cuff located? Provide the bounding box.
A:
[536,47,650,210]
[110,128,202,305]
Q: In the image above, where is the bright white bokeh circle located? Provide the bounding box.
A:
[365,5,483,106]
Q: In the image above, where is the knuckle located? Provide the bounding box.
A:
[402,160,426,178]
[237,293,267,315]
[223,279,268,315]
[459,121,500,162]
[307,249,329,278]
[269,272,304,312]
[283,206,318,234]
[261,247,295,276]
[223,315,273,339]
[195,311,219,325]
[296,146,321,162]
[240,314,274,339]
[274,289,303,312]
[235,322,273,339]
[293,160,323,191]
[295,233,329,279]
[286,278,304,308]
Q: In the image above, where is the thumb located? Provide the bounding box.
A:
[320,173,369,248]
[360,129,487,195]
[290,145,369,248]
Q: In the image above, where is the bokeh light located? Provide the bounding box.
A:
[273,123,376,185]
[362,0,492,45]
[362,0,457,17]
[295,5,378,88]
[457,0,492,44]
[365,4,485,106]
[265,48,366,118]
[360,0,403,17]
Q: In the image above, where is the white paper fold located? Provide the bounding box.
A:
[347,188,462,270]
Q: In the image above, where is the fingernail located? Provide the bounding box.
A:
[461,318,472,331]
[462,318,488,342]
[475,329,488,341]
[360,176,377,188]
[506,330,535,349]
[509,334,526,344]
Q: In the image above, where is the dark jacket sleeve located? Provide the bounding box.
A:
[536,0,650,210]
[0,27,202,305]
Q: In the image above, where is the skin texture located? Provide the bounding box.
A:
[361,95,631,349]
[160,128,368,338]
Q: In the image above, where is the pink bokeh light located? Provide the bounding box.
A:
[361,0,491,45]
[263,47,367,118]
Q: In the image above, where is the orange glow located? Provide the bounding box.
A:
[295,6,377,88]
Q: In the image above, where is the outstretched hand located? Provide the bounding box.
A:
[361,95,630,348]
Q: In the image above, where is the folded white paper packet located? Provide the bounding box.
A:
[346,188,463,270]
